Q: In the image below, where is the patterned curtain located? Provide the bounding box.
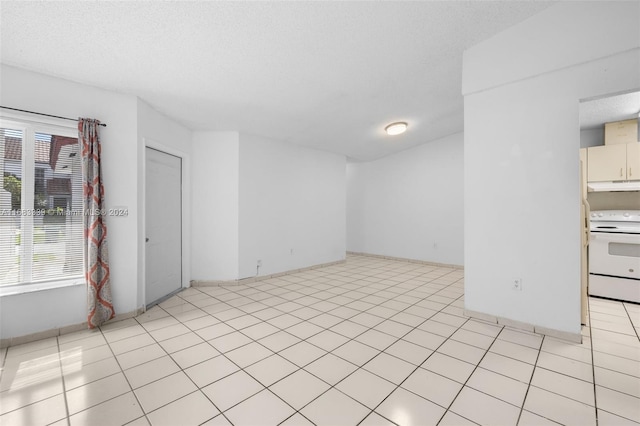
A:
[78,118,115,328]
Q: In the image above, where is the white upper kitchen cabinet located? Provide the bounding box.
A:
[588,144,627,181]
[627,141,640,180]
[587,143,640,182]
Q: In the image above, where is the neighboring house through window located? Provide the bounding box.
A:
[0,118,84,292]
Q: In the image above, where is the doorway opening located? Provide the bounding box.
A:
[578,90,640,321]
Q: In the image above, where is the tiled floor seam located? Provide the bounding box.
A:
[0,356,66,422]
[622,302,640,341]
[100,320,169,424]
[296,289,465,424]
[7,258,632,426]
[260,287,461,423]
[100,321,158,426]
[597,408,640,425]
[149,356,226,423]
[58,348,140,422]
[278,279,465,378]
[253,273,466,426]
[587,296,600,426]
[336,310,475,423]
[430,317,503,425]
[55,334,72,426]
[276,408,317,426]
[159,299,305,425]
[213,359,298,418]
[206,269,464,377]
[143,331,231,425]
[365,317,475,425]
[516,334,547,425]
[215,285,369,424]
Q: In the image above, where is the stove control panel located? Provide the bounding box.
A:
[591,210,640,222]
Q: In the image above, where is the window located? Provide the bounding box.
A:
[0,119,84,291]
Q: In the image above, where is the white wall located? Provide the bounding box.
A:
[239,135,346,278]
[463,2,640,335]
[347,132,464,266]
[462,2,639,96]
[0,65,140,339]
[191,131,240,281]
[346,161,365,254]
[137,99,192,304]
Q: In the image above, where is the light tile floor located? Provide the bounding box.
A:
[1,255,639,426]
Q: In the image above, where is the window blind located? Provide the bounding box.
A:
[0,128,23,286]
[0,125,84,289]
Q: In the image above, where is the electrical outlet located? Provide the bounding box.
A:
[512,278,523,291]
[257,260,262,267]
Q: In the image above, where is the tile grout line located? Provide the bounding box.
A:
[187,264,379,425]
[0,338,77,420]
[132,305,234,425]
[75,280,636,426]
[271,274,469,425]
[432,318,504,425]
[219,267,466,425]
[590,300,640,425]
[54,324,153,424]
[287,303,458,423]
[515,333,545,425]
[10,258,630,426]
[0,265,493,425]
[168,285,344,425]
[344,278,471,424]
[225,265,465,425]
[621,302,640,342]
[588,296,600,426]
[357,314,475,426]
[99,324,154,426]
[98,268,379,424]
[206,264,459,369]
[55,334,72,426]
[122,263,463,425]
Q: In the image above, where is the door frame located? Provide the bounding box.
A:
[141,139,190,310]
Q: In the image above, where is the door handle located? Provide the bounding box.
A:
[620,167,623,177]
[146,237,149,242]
[630,168,633,177]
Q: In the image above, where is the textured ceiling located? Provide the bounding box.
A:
[0,1,554,161]
[580,91,640,130]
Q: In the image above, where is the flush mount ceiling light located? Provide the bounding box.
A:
[385,122,408,136]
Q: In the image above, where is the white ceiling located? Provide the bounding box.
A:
[0,1,554,161]
[580,91,640,130]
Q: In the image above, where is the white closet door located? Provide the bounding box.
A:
[145,147,182,306]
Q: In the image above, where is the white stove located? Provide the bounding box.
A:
[589,210,640,303]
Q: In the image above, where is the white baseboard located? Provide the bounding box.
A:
[191,259,347,287]
[346,251,464,270]
[0,308,144,349]
[464,308,582,343]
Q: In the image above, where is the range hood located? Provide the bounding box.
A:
[588,181,640,192]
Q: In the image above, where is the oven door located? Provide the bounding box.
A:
[589,232,640,279]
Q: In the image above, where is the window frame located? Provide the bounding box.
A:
[0,115,85,296]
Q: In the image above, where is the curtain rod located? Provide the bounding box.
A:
[0,106,107,127]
